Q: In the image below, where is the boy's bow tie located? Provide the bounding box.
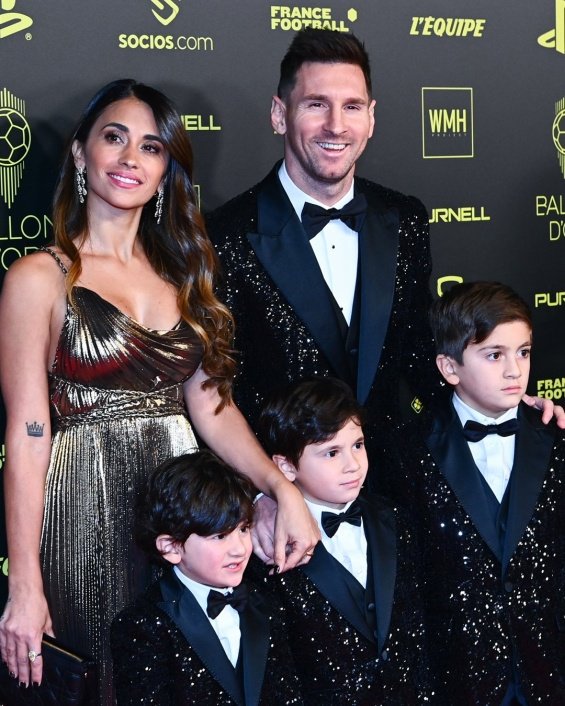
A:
[321,500,362,538]
[207,583,248,619]
[462,418,519,442]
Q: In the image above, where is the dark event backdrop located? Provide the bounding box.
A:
[1,0,564,599]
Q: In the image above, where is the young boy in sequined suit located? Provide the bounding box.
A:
[110,450,303,706]
[389,281,565,705]
[256,377,430,705]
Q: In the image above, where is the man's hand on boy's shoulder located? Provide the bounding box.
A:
[522,394,565,428]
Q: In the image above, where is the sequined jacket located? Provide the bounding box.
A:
[111,569,303,706]
[206,164,438,492]
[256,494,430,705]
[389,402,565,705]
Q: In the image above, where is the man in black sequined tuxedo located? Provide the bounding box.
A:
[111,451,303,706]
[206,29,438,494]
[255,378,430,705]
[389,282,565,705]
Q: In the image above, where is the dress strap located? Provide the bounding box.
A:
[40,246,68,275]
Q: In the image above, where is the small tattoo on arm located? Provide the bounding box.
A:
[25,421,45,438]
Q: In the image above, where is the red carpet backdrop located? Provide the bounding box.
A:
[1,0,565,598]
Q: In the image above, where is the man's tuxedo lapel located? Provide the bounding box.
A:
[301,542,375,644]
[247,168,351,382]
[426,407,502,560]
[157,571,245,706]
[502,406,554,572]
[356,191,399,404]
[359,496,396,653]
[239,592,271,706]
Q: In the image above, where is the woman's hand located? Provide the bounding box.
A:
[0,586,53,686]
[184,368,320,572]
[251,491,320,571]
[270,480,320,572]
[251,494,278,564]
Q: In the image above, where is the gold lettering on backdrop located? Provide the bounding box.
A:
[552,98,565,178]
[0,89,30,208]
[180,115,221,131]
[0,0,33,40]
[534,292,565,307]
[410,17,486,38]
[151,0,179,27]
[430,207,490,223]
[534,193,565,240]
[538,0,565,53]
[270,5,354,31]
[428,109,467,134]
[436,275,464,297]
[537,377,565,399]
[117,33,213,51]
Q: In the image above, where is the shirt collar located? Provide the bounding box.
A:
[452,392,518,427]
[278,161,355,219]
[173,566,233,614]
[304,497,356,527]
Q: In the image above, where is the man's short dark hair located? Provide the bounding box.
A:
[136,450,255,565]
[258,377,364,467]
[277,29,372,100]
[430,281,533,364]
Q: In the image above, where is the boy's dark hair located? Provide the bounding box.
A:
[430,281,533,364]
[136,450,255,566]
[277,29,372,100]
[258,377,364,467]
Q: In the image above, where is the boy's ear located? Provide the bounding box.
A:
[272,454,297,482]
[436,354,460,385]
[156,534,182,565]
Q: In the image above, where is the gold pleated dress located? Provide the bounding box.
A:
[39,251,202,705]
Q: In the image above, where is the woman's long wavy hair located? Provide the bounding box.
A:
[52,79,235,406]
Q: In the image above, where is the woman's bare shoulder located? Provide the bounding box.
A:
[3,248,67,292]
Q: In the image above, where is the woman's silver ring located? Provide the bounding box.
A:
[28,650,41,663]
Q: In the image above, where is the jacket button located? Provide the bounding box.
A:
[504,581,514,593]
[367,602,375,611]
[381,650,389,661]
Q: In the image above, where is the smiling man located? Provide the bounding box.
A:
[207,29,437,494]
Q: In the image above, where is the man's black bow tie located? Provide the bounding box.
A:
[206,583,248,619]
[321,500,363,538]
[301,193,367,239]
[462,418,520,443]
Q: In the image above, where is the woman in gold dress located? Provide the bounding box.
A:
[0,79,318,705]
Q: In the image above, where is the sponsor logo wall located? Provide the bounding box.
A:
[0,0,564,598]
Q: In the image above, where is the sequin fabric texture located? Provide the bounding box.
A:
[388,409,565,705]
[206,166,438,494]
[111,578,304,705]
[255,498,431,705]
[40,251,202,706]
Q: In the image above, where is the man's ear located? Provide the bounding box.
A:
[156,534,182,565]
[270,96,287,135]
[436,354,460,385]
[368,98,376,138]
[272,454,297,482]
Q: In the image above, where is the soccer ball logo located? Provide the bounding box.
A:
[552,108,565,156]
[0,107,31,167]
